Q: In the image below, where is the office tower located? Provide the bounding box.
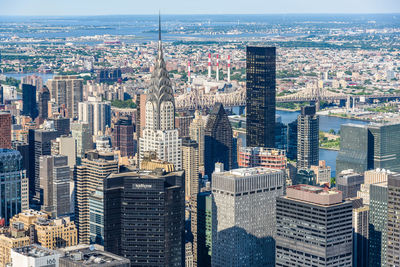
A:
[295,169,317,185]
[276,185,353,266]
[11,245,60,267]
[287,119,297,160]
[0,149,28,225]
[78,98,111,136]
[204,103,232,177]
[22,84,38,120]
[0,112,11,149]
[0,85,3,105]
[352,206,369,267]
[11,141,30,179]
[112,116,134,157]
[175,113,193,137]
[71,122,92,161]
[37,86,50,120]
[387,172,400,266]
[50,117,70,136]
[193,191,212,267]
[189,110,205,167]
[31,126,61,205]
[96,68,122,83]
[95,135,111,151]
[337,169,364,198]
[88,186,104,245]
[182,138,199,202]
[76,150,118,244]
[212,167,285,266]
[246,46,276,148]
[369,182,388,267]
[238,147,287,170]
[51,136,76,168]
[22,74,43,93]
[139,30,182,171]
[104,168,185,266]
[310,160,331,185]
[0,223,30,267]
[47,75,83,118]
[10,210,78,249]
[275,117,287,151]
[58,244,130,267]
[357,169,390,205]
[337,123,400,174]
[39,155,70,217]
[297,105,319,169]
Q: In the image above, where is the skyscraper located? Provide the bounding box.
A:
[78,98,111,136]
[212,167,285,266]
[275,185,353,266]
[88,186,104,246]
[104,168,185,266]
[112,116,134,157]
[71,122,92,161]
[139,25,182,170]
[204,103,232,177]
[246,46,276,148]
[182,137,199,202]
[46,75,83,118]
[50,117,70,136]
[287,119,298,160]
[194,191,212,267]
[337,123,400,174]
[37,86,50,120]
[336,169,364,199]
[0,149,29,225]
[386,172,400,266]
[297,105,319,169]
[353,206,369,267]
[22,84,38,120]
[369,182,388,267]
[39,155,70,217]
[189,110,205,168]
[0,112,11,149]
[75,150,118,244]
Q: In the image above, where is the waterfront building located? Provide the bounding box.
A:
[246,46,276,148]
[275,185,353,266]
[104,168,185,266]
[0,112,11,149]
[78,98,111,136]
[22,84,38,120]
[369,182,388,267]
[238,147,287,170]
[47,75,83,118]
[387,172,400,266]
[0,149,29,225]
[75,150,118,244]
[204,103,233,177]
[138,30,182,171]
[297,105,319,169]
[39,155,70,218]
[212,167,285,266]
[337,169,364,199]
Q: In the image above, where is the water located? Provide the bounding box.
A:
[277,110,369,177]
[5,73,54,83]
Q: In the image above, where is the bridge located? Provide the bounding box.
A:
[175,85,400,110]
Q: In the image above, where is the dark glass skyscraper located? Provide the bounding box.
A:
[297,105,319,169]
[112,116,134,157]
[38,86,50,120]
[104,169,185,266]
[22,84,38,120]
[204,103,233,177]
[246,46,276,148]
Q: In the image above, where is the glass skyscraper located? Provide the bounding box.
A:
[246,46,276,148]
[297,105,319,169]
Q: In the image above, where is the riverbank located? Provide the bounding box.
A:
[277,107,300,112]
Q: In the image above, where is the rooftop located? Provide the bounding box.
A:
[285,184,343,206]
[227,167,282,177]
[13,244,58,258]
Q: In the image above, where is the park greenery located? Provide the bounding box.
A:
[111,99,137,109]
[319,131,340,150]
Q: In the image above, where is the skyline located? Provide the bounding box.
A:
[1,0,399,16]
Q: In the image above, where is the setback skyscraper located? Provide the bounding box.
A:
[204,103,233,177]
[104,168,185,266]
[246,46,276,148]
[297,105,319,169]
[212,167,285,266]
[276,185,353,266]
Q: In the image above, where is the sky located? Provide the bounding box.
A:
[0,0,399,16]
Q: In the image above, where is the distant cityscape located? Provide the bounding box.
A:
[0,13,399,267]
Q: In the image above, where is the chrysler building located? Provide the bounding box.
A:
[139,16,182,170]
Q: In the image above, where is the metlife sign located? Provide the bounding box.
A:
[133,184,152,189]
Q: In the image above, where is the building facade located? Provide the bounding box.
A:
[275,185,353,266]
[22,84,38,120]
[212,167,285,267]
[112,116,134,157]
[353,206,369,267]
[337,169,364,199]
[238,147,287,170]
[78,98,111,136]
[246,46,276,148]
[189,111,205,167]
[387,172,400,266]
[0,112,11,149]
[71,122,92,161]
[182,138,199,202]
